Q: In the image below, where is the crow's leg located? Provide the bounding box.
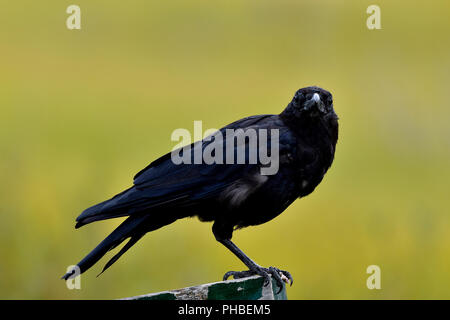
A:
[218,239,293,293]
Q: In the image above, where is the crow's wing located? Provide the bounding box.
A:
[76,114,280,226]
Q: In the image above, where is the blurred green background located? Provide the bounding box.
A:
[1,0,449,299]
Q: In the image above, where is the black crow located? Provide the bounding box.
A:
[62,86,339,291]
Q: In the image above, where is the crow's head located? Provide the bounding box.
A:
[289,86,335,119]
[280,86,338,142]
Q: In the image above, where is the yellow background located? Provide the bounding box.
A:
[1,1,449,299]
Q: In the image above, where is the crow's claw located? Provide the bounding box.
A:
[222,266,293,294]
[268,267,293,286]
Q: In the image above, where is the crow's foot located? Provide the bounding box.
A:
[223,266,293,293]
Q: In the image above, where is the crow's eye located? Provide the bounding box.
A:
[293,92,304,106]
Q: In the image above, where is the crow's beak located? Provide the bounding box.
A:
[304,93,326,113]
[312,93,320,103]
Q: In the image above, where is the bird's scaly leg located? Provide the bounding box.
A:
[219,239,293,293]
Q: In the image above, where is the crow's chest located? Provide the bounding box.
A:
[286,143,335,198]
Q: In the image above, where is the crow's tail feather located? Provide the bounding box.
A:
[61,212,180,280]
[74,187,135,229]
[61,215,147,280]
[97,235,143,277]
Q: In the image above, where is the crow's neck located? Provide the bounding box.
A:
[279,103,338,149]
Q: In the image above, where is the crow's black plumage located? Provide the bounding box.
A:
[62,86,338,290]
